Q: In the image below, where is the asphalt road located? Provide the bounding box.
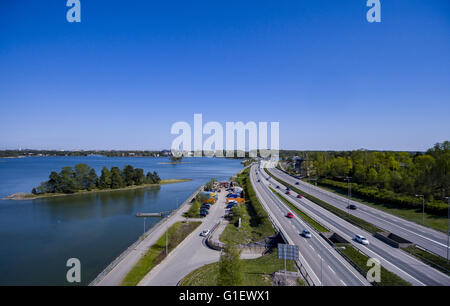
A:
[249,165,370,286]
[263,166,450,286]
[269,167,450,259]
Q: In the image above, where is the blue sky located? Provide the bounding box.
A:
[0,0,449,151]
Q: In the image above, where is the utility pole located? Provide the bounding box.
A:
[415,195,425,225]
[445,196,449,263]
[345,177,352,214]
[166,223,169,256]
[144,217,146,235]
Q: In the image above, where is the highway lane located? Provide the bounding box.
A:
[268,167,449,258]
[249,165,369,286]
[262,167,450,286]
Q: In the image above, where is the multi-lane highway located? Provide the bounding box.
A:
[260,166,450,286]
[249,165,370,286]
[267,167,450,259]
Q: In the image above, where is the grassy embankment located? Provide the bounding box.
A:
[183,199,201,218]
[264,168,381,234]
[121,221,201,286]
[5,179,192,200]
[220,168,275,245]
[179,248,296,286]
[402,245,450,276]
[335,243,411,286]
[308,179,448,233]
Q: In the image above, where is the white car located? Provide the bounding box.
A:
[301,230,312,238]
[200,229,210,237]
[354,234,369,245]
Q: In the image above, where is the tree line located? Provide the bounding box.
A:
[282,141,449,215]
[32,164,161,194]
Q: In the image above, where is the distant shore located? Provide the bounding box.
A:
[158,162,195,165]
[3,179,192,200]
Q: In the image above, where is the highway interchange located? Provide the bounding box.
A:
[251,164,450,286]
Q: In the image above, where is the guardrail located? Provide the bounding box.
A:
[89,184,205,286]
[251,167,317,286]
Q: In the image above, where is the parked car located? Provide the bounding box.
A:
[347,204,357,210]
[297,194,303,199]
[200,229,210,237]
[286,212,294,219]
[199,211,207,217]
[202,204,211,209]
[285,191,290,195]
[200,208,209,215]
[354,234,369,245]
[301,230,312,238]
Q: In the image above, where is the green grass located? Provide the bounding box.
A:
[220,169,275,244]
[402,245,450,276]
[183,199,201,218]
[179,248,297,286]
[269,187,329,233]
[120,221,201,286]
[336,244,411,286]
[264,168,381,234]
[312,181,449,233]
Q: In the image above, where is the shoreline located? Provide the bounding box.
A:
[2,179,192,201]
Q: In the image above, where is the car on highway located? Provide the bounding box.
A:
[354,234,369,245]
[276,186,280,189]
[257,179,261,182]
[285,191,290,195]
[286,187,290,190]
[297,194,303,199]
[286,212,294,219]
[200,229,210,237]
[301,230,312,238]
[295,182,299,185]
[347,204,357,210]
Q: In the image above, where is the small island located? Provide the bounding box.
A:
[4,164,191,200]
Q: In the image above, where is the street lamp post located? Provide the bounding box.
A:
[345,177,352,214]
[415,195,425,225]
[445,196,449,263]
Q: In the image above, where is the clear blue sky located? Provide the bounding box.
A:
[1,0,449,151]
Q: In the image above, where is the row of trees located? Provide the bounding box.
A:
[32,164,161,194]
[282,141,449,214]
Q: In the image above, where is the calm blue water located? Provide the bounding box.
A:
[0,156,242,285]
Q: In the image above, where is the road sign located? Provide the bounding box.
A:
[278,243,299,261]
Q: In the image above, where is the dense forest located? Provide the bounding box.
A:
[32,164,161,194]
[281,141,449,215]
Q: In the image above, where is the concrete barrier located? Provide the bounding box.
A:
[375,231,413,248]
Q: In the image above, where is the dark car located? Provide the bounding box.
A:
[347,204,357,210]
[202,204,211,209]
[200,209,209,215]
[286,187,290,191]
[257,179,261,182]
[276,186,280,189]
[199,211,207,217]
[285,191,290,195]
[295,182,299,185]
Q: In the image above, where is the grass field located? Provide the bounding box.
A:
[179,248,297,286]
[121,221,201,286]
[336,244,411,286]
[402,245,450,276]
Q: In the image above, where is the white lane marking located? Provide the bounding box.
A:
[309,244,315,251]
[276,170,449,250]
[340,279,347,286]
[328,265,336,274]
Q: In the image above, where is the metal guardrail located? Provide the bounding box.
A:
[250,167,317,286]
[89,184,205,286]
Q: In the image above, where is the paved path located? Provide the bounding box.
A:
[138,190,229,286]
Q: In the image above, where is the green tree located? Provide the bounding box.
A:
[217,244,243,286]
[87,168,98,190]
[110,167,124,189]
[98,166,112,189]
[134,168,146,185]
